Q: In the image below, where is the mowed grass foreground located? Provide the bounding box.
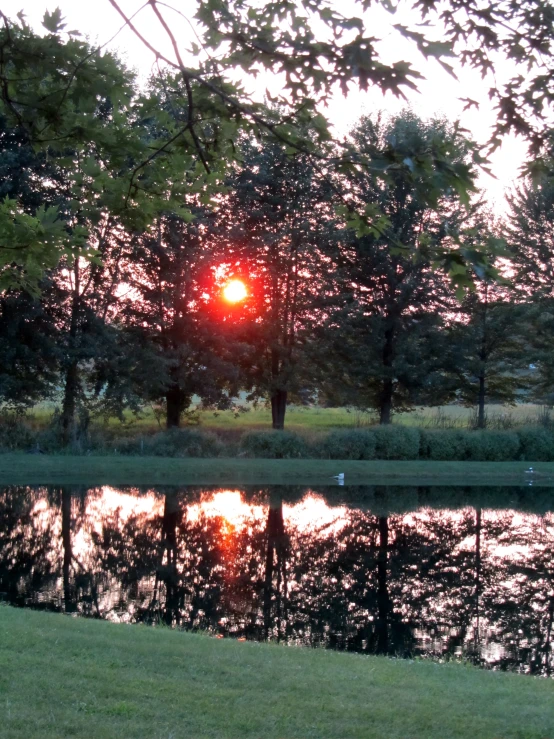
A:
[1,608,553,739]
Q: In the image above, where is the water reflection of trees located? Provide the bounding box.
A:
[1,484,554,674]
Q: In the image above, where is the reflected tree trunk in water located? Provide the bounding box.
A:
[263,494,289,640]
[474,508,482,654]
[376,516,391,654]
[540,594,554,676]
[159,494,181,626]
[61,487,76,613]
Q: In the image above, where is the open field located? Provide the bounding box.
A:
[1,453,554,486]
[1,607,552,739]
[20,402,550,436]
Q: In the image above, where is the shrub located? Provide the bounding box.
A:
[316,429,376,460]
[518,428,554,461]
[239,430,308,459]
[107,435,142,455]
[373,425,420,460]
[0,412,37,451]
[420,429,469,461]
[144,428,224,458]
[464,430,520,461]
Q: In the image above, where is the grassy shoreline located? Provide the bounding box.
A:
[1,453,554,486]
[1,606,553,739]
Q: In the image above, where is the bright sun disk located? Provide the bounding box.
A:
[223,279,247,303]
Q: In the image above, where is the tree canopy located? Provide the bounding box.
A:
[1,1,553,287]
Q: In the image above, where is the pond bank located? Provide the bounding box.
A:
[1,453,554,486]
[1,606,552,739]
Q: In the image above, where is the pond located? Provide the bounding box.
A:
[1,483,554,675]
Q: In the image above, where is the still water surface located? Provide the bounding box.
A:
[2,484,554,675]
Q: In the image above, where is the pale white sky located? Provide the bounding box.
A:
[3,0,531,209]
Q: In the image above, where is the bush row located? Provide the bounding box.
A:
[245,427,552,462]
[2,416,554,460]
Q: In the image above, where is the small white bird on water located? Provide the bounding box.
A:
[525,467,535,475]
[331,473,345,484]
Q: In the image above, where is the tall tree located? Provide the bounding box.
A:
[446,288,526,428]
[216,133,336,429]
[122,211,243,428]
[505,178,554,405]
[0,114,68,408]
[317,113,471,424]
[506,178,554,301]
[0,13,225,290]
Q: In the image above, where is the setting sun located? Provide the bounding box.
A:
[223,279,247,303]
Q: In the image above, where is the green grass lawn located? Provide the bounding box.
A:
[0,607,552,739]
[1,453,554,486]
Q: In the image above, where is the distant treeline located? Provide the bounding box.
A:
[1,106,553,440]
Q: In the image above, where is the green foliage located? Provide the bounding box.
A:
[0,20,224,290]
[316,429,376,460]
[505,180,554,406]
[143,429,225,458]
[0,411,36,451]
[5,410,554,461]
[0,20,135,287]
[239,430,308,459]
[507,178,554,300]
[446,279,527,425]
[0,291,59,408]
[373,425,421,460]
[1,0,553,292]
[421,429,521,461]
[0,199,71,292]
[419,430,469,461]
[463,431,521,462]
[519,428,554,462]
[104,429,225,457]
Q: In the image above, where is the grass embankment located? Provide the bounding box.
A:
[0,608,553,739]
[1,453,554,486]
[0,607,554,739]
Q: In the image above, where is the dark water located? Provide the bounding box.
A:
[2,483,554,675]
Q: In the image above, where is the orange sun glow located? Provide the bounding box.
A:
[223,279,247,303]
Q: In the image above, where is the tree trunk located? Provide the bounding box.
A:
[61,259,81,447]
[477,372,486,429]
[61,487,76,613]
[542,595,554,676]
[61,361,79,447]
[379,327,395,425]
[379,382,393,425]
[376,516,390,654]
[477,282,488,430]
[271,389,288,430]
[166,385,186,428]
